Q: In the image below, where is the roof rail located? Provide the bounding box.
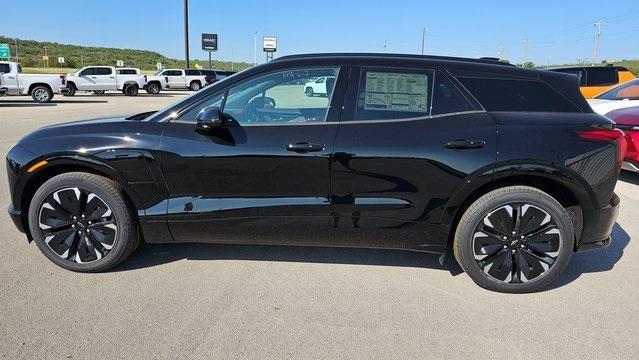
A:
[273,53,516,66]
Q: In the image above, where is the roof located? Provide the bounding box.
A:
[274,53,516,67]
[547,65,629,72]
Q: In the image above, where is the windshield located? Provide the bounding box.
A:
[597,79,639,100]
[155,69,164,75]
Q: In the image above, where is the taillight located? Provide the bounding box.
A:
[59,74,66,85]
[144,75,148,82]
[578,128,627,168]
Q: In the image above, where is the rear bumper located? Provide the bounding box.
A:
[0,87,7,95]
[576,192,620,252]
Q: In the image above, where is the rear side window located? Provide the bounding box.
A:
[116,69,137,75]
[585,68,618,86]
[0,64,10,73]
[354,68,432,121]
[431,72,473,115]
[96,67,112,75]
[458,77,580,112]
[186,70,201,76]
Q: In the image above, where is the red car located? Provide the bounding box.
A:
[607,106,639,172]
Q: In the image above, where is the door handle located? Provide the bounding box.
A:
[444,139,485,149]
[286,142,325,153]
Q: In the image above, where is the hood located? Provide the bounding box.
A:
[607,106,639,127]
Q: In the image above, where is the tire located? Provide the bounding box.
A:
[124,84,139,96]
[93,90,106,95]
[31,86,53,103]
[189,81,201,91]
[146,82,161,94]
[63,84,76,96]
[453,186,573,293]
[305,87,314,97]
[28,172,140,272]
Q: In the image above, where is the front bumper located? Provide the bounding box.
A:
[8,206,25,233]
[576,192,620,252]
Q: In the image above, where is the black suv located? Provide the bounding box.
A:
[6,53,623,292]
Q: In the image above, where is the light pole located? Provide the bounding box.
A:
[421,27,428,55]
[184,0,190,69]
[254,32,258,66]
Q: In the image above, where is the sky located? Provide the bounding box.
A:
[3,0,639,65]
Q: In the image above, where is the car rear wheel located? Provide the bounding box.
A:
[453,186,573,293]
[31,86,53,103]
[28,172,140,272]
[305,87,314,97]
[189,81,201,91]
[124,84,139,96]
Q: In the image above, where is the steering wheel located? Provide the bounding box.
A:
[245,96,277,122]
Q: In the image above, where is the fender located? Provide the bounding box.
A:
[440,160,595,226]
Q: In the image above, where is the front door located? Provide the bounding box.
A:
[159,66,345,244]
[330,67,496,252]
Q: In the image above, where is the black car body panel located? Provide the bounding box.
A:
[6,53,621,255]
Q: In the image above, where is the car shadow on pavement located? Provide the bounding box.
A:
[0,103,58,107]
[619,172,639,185]
[550,222,630,290]
[114,242,463,275]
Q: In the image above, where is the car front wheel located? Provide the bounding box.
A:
[453,186,573,293]
[28,172,140,272]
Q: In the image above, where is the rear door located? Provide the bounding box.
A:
[330,67,496,252]
[93,67,115,90]
[166,70,186,88]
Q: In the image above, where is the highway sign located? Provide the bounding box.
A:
[0,44,10,58]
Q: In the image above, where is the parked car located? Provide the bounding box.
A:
[0,61,66,103]
[6,53,623,293]
[148,69,207,91]
[304,76,336,97]
[548,65,635,99]
[62,66,146,96]
[606,106,639,172]
[588,78,639,115]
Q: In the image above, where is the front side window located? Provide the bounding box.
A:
[178,92,225,122]
[458,77,580,112]
[222,67,339,125]
[597,79,639,100]
[353,68,432,121]
[80,68,95,76]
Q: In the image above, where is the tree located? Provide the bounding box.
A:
[522,61,536,69]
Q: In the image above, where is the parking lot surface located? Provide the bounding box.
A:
[1,93,638,359]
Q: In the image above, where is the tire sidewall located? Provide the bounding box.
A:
[190,81,201,91]
[124,84,138,96]
[28,174,134,272]
[147,83,160,94]
[32,86,52,103]
[457,188,574,293]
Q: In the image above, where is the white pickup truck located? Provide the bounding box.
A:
[0,61,66,103]
[62,66,147,96]
[146,69,207,92]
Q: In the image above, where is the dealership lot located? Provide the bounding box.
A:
[1,94,638,359]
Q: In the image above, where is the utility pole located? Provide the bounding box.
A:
[421,27,428,55]
[44,46,48,68]
[254,32,257,66]
[521,39,529,65]
[14,38,19,63]
[592,20,605,65]
[383,39,387,52]
[183,0,190,69]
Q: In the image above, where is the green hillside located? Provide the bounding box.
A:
[0,35,252,72]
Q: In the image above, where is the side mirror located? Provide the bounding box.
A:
[195,106,224,132]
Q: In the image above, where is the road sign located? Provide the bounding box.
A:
[0,44,11,58]
[116,60,124,67]
[263,36,277,52]
[42,55,49,61]
[58,57,65,64]
[202,33,218,51]
[156,62,162,70]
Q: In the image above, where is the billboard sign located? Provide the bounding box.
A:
[202,33,218,51]
[263,36,277,52]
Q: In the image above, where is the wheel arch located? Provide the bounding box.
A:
[18,157,141,240]
[27,82,53,95]
[444,166,592,249]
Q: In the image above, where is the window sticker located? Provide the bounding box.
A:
[364,72,429,112]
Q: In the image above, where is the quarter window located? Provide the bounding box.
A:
[353,68,432,121]
[458,77,580,112]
